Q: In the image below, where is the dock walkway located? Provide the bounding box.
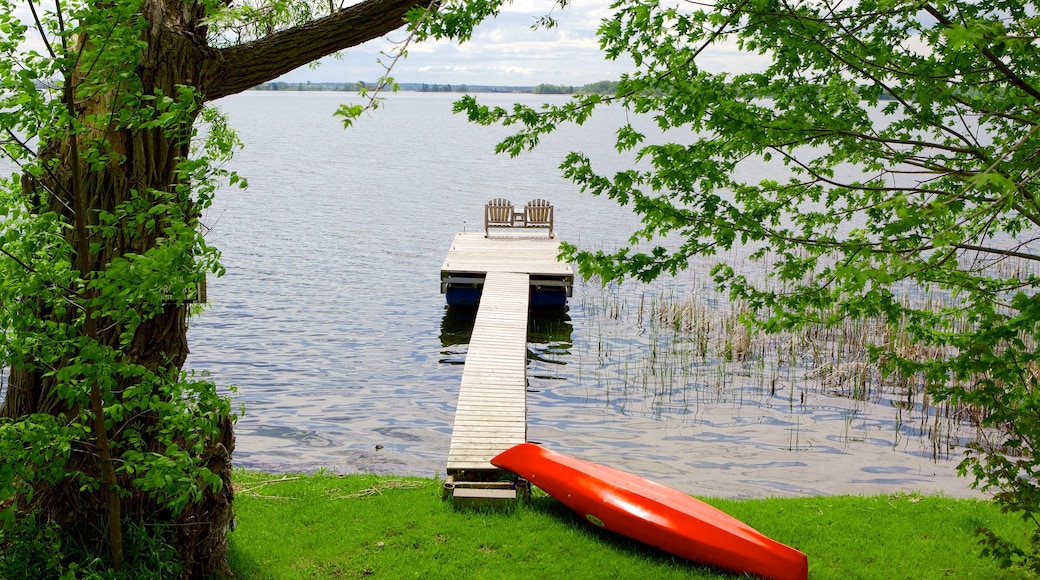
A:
[446,270,530,474]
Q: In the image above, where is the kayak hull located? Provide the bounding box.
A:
[491,443,808,580]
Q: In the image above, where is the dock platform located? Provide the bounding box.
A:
[440,232,573,306]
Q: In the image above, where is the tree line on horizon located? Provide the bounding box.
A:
[252,80,621,95]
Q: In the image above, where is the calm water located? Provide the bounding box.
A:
[2,91,982,498]
[184,91,983,498]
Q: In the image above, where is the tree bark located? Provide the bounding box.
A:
[203,0,424,100]
[2,0,424,575]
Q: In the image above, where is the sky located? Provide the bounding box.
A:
[274,0,766,87]
[276,0,625,86]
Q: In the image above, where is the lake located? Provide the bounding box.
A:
[4,90,984,499]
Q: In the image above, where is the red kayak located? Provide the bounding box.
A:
[491,443,808,580]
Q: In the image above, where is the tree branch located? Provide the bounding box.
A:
[955,243,1040,262]
[923,3,1040,103]
[201,0,424,101]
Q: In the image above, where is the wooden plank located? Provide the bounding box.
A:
[451,405,525,414]
[453,401,526,409]
[450,427,525,435]
[453,403,525,412]
[447,461,497,473]
[448,433,526,442]
[448,441,525,452]
[449,423,525,433]
[450,421,525,430]
[450,487,517,510]
[449,432,525,441]
[450,424,525,432]
[450,421,526,431]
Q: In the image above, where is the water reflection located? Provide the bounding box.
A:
[439,307,477,347]
[439,305,574,347]
[528,309,574,345]
[438,308,474,365]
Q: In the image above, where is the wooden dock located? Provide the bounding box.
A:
[440,232,574,506]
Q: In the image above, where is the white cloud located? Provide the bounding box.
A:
[275,0,763,85]
[272,0,619,85]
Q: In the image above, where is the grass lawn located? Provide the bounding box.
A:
[227,471,1034,579]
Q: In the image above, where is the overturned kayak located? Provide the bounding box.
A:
[491,443,808,580]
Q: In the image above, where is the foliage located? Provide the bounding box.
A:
[0,0,239,571]
[579,80,619,95]
[0,512,182,579]
[533,83,576,94]
[0,510,65,579]
[451,0,1040,572]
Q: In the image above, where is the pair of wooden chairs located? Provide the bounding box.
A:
[484,198,554,237]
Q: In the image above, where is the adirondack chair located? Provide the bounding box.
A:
[485,198,515,237]
[523,199,554,238]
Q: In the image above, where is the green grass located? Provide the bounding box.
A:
[227,471,1034,579]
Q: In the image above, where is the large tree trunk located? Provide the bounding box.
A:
[1,0,424,575]
[2,42,234,580]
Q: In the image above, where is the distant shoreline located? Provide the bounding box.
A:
[253,81,619,95]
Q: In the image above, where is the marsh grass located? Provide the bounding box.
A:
[574,268,1011,458]
[227,470,1033,579]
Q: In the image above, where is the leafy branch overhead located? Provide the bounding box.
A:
[456,0,1040,572]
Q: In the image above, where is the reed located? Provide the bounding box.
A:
[574,268,1005,459]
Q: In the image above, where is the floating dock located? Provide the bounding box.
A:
[440,232,573,307]
[440,231,573,506]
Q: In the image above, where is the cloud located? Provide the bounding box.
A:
[277,1,628,85]
[275,0,767,86]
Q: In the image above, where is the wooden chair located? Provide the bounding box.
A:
[485,198,515,237]
[523,199,554,238]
